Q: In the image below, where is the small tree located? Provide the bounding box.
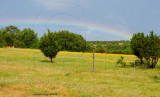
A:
[39,29,60,62]
[130,31,160,68]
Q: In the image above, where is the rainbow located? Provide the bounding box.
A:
[0,19,132,40]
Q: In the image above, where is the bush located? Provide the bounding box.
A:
[130,59,151,69]
[95,48,105,53]
[116,56,126,67]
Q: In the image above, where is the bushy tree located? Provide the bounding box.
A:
[130,31,160,68]
[147,31,160,68]
[53,30,89,52]
[4,25,23,47]
[21,28,39,48]
[0,29,7,47]
[39,30,60,62]
[0,25,39,48]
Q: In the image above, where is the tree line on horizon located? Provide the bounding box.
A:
[0,25,91,52]
[0,25,132,54]
[1,25,160,68]
[87,40,133,54]
[0,25,39,48]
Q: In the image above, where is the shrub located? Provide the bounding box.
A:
[130,59,151,69]
[95,48,105,53]
[116,56,126,67]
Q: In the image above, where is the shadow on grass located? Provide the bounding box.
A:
[40,60,54,63]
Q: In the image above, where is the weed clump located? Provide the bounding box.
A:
[116,56,126,67]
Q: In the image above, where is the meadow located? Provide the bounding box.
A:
[0,48,160,97]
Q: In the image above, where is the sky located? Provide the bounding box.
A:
[0,0,160,41]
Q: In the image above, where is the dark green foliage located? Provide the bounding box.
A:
[95,47,106,53]
[0,29,7,47]
[39,30,60,62]
[116,56,126,67]
[147,31,160,68]
[96,44,103,48]
[86,44,92,52]
[3,25,23,47]
[21,28,39,48]
[130,31,160,69]
[53,30,91,52]
[131,32,146,64]
[130,59,146,68]
[153,75,160,82]
[0,25,39,49]
[153,76,159,80]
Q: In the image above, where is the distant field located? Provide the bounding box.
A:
[0,48,160,97]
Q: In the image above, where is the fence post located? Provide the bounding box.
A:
[93,50,95,72]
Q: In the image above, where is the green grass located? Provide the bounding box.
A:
[0,48,160,97]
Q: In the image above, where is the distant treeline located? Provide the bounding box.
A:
[0,25,91,52]
[0,25,133,54]
[0,25,39,48]
[87,41,133,54]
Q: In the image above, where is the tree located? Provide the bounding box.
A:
[53,30,88,52]
[0,29,7,47]
[96,44,102,48]
[130,31,160,68]
[147,31,160,68]
[39,29,60,62]
[21,28,39,48]
[3,25,23,47]
[130,32,146,64]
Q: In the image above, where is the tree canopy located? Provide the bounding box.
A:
[0,25,38,48]
[21,28,39,48]
[53,30,90,52]
[130,31,160,68]
[39,30,60,62]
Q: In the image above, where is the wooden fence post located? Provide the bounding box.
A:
[93,50,95,72]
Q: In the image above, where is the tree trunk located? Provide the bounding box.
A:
[150,58,156,69]
[140,58,143,64]
[50,56,52,63]
[151,58,154,68]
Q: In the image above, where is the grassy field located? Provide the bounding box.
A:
[0,48,160,97]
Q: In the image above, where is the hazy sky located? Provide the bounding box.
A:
[0,0,160,41]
